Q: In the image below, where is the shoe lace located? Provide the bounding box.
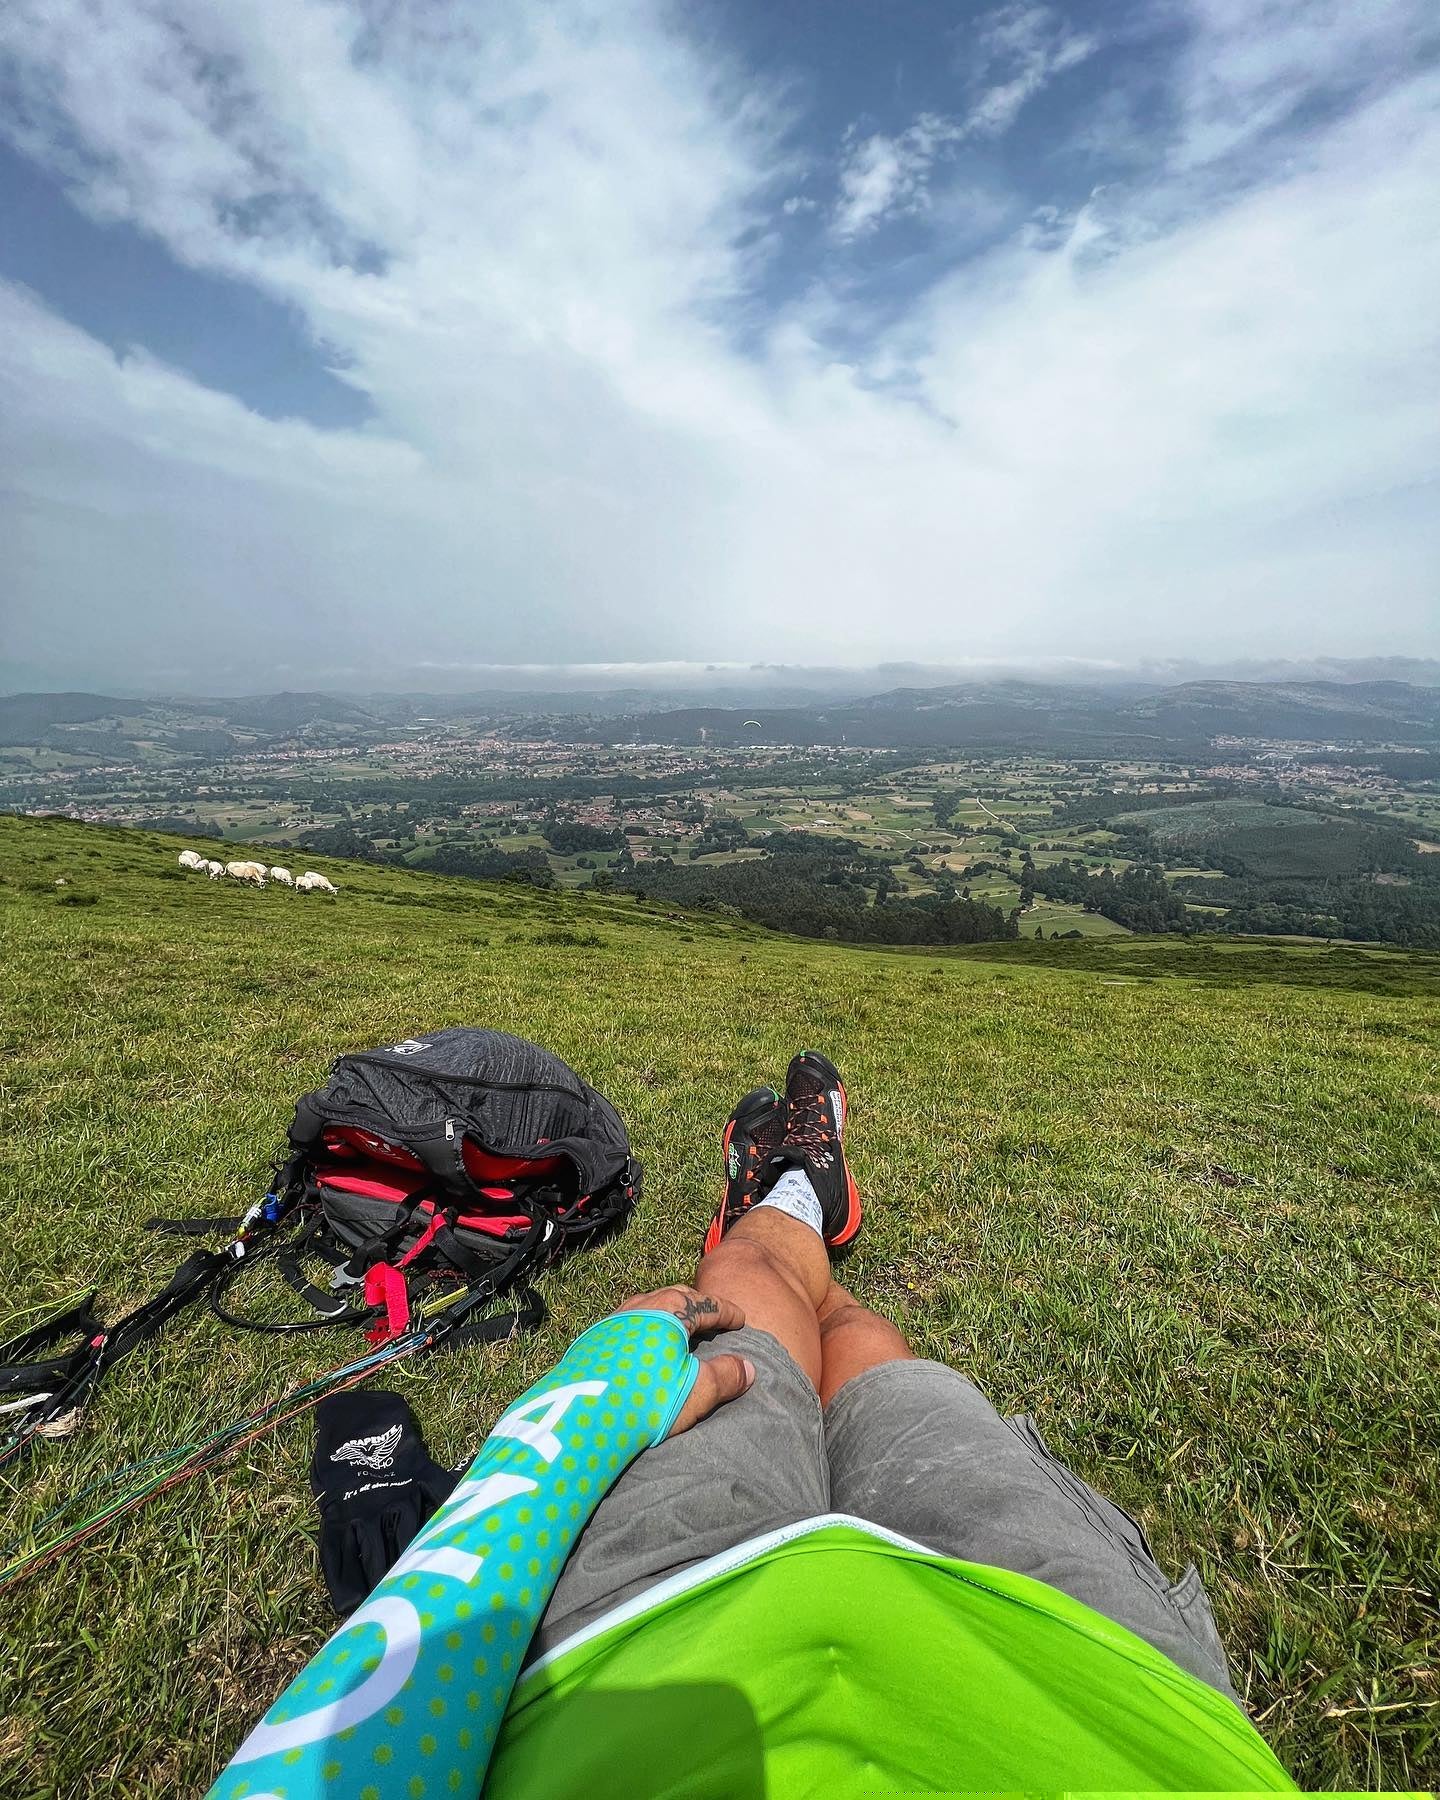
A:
[738,1135,777,1200]
[784,1092,835,1164]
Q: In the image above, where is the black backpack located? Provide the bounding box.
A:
[211,1029,641,1343]
[2,1029,641,1471]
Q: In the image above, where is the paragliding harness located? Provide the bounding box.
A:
[213,1027,640,1344]
[0,1029,641,1479]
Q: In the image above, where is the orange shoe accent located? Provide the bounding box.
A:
[827,1174,863,1249]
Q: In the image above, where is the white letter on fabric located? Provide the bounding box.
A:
[232,1596,421,1762]
[492,1380,606,1465]
[393,1470,539,1590]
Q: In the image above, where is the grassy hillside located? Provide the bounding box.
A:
[1,813,1437,1793]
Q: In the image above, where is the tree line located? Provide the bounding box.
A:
[597,844,1017,947]
[1021,858,1191,933]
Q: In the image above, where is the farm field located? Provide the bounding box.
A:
[1,814,1437,1794]
[8,719,1439,946]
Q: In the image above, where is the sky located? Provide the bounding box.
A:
[0,0,1437,694]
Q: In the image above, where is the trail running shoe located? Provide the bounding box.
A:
[779,1050,863,1248]
[703,1086,787,1255]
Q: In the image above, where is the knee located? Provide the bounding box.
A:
[818,1295,878,1341]
[817,1280,858,1324]
[704,1234,810,1301]
[817,1295,915,1364]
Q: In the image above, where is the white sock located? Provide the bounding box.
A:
[754,1166,824,1237]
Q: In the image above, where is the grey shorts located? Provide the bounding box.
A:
[531,1326,1236,1699]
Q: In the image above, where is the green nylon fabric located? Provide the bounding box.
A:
[487,1524,1296,1798]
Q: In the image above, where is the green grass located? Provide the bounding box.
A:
[1020,898,1131,937]
[1,814,1438,1793]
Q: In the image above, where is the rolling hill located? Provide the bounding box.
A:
[1121,679,1440,742]
[0,813,1437,1793]
[580,678,1440,751]
[6,676,1438,761]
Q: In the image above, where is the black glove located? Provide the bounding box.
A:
[311,1389,460,1615]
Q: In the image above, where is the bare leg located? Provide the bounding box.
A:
[695,1206,831,1389]
[817,1281,916,1408]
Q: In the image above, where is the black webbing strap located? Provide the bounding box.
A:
[544,1156,639,1242]
[0,1292,105,1397]
[439,1283,546,1350]
[428,1219,504,1284]
[208,1226,373,1335]
[94,1250,228,1367]
[278,1220,360,1318]
[0,1251,227,1465]
[422,1216,555,1352]
[0,1346,89,1400]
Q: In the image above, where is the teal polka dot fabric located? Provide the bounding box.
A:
[208,1310,696,1799]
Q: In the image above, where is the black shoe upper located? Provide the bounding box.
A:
[779,1051,849,1236]
[719,1086,786,1230]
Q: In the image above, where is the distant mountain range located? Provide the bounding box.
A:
[577,679,1440,751]
[2,678,1437,756]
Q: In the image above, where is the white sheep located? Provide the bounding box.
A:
[206,860,224,879]
[225,860,268,886]
[296,871,338,894]
[178,850,205,871]
[269,866,294,887]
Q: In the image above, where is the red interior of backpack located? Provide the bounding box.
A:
[322,1127,425,1170]
[320,1124,567,1182]
[314,1127,545,1237]
[314,1167,425,1204]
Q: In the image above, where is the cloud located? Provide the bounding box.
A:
[957,1,1101,140]
[829,5,1097,240]
[959,2,1099,138]
[831,114,962,239]
[1171,0,1436,173]
[0,0,1436,689]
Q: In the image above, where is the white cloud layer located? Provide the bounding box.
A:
[0,0,1436,687]
[832,114,964,239]
[830,5,1097,239]
[961,1,1098,139]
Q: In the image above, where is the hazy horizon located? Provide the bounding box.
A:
[2,1,1437,688]
[4,652,1440,707]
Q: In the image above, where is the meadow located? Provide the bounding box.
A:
[1,813,1437,1793]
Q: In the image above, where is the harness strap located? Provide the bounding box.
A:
[426,1215,554,1337]
[0,1292,104,1394]
[0,1251,228,1468]
[209,1218,374,1335]
[278,1221,358,1318]
[0,1348,91,1399]
[393,1208,447,1271]
[96,1251,229,1367]
[439,1283,546,1349]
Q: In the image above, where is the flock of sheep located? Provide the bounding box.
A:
[177,849,338,893]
